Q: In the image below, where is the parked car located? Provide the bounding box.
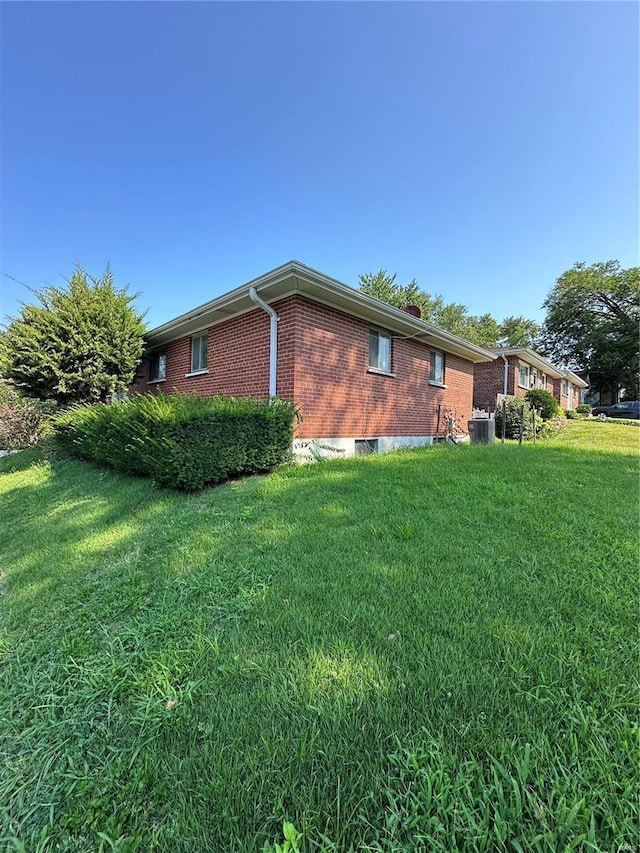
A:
[591,401,640,419]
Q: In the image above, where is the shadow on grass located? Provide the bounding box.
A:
[3,438,638,638]
[1,439,638,849]
[0,447,46,475]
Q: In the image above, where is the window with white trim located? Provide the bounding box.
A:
[150,353,166,381]
[518,364,529,388]
[191,333,208,373]
[369,330,391,373]
[430,350,445,384]
[561,379,568,396]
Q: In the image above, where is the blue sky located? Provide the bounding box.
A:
[1,1,637,331]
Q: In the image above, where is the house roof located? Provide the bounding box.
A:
[560,369,589,389]
[146,260,497,363]
[488,347,589,387]
[487,346,565,379]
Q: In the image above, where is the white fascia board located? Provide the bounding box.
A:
[145,262,300,345]
[492,347,564,379]
[145,260,497,363]
[288,266,496,363]
[561,369,589,388]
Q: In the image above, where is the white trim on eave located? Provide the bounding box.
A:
[145,261,497,364]
[560,369,589,389]
[489,347,564,379]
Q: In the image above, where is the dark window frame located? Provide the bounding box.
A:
[149,353,167,382]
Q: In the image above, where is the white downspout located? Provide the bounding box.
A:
[248,287,279,398]
[501,353,509,396]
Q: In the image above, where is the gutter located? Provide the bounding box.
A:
[145,261,497,363]
[248,287,279,397]
[501,353,509,395]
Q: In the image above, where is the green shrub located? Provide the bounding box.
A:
[53,393,298,490]
[565,409,579,419]
[576,403,592,414]
[0,382,57,449]
[494,397,534,440]
[524,388,560,420]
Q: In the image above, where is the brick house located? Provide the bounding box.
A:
[473,346,587,412]
[553,370,589,411]
[130,261,496,457]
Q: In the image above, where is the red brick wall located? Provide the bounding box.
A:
[473,355,546,408]
[288,297,473,438]
[473,358,507,409]
[131,309,271,399]
[132,294,475,438]
[552,378,580,410]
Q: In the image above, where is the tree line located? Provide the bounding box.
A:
[359,261,639,400]
[358,269,540,349]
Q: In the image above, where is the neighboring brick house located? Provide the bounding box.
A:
[130,261,496,457]
[553,370,589,411]
[473,346,587,412]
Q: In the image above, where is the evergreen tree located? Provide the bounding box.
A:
[2,265,146,404]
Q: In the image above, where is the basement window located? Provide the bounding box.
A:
[355,439,378,456]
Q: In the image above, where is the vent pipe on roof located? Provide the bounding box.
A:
[249,287,279,398]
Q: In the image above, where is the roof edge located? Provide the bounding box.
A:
[146,261,497,363]
[489,346,565,379]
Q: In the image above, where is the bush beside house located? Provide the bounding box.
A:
[53,393,298,490]
[494,396,534,440]
[524,389,560,420]
[0,382,56,450]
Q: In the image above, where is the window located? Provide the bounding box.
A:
[540,374,547,390]
[530,370,538,389]
[561,379,568,396]
[518,365,529,388]
[369,330,391,373]
[150,353,166,381]
[430,350,445,384]
[191,333,208,373]
[355,439,378,455]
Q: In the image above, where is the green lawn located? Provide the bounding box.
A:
[1,421,638,852]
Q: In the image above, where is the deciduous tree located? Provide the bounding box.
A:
[498,315,540,348]
[358,269,536,349]
[539,261,639,400]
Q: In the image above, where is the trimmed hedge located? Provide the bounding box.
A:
[53,393,298,490]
